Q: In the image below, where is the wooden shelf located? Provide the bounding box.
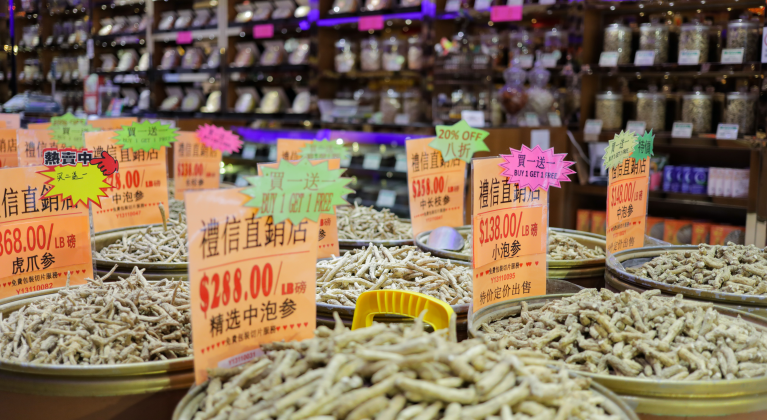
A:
[572,183,749,210]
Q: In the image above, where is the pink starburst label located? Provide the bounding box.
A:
[499,145,575,191]
[196,124,243,154]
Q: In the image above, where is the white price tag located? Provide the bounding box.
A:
[242,144,257,160]
[363,153,382,170]
[547,112,562,127]
[671,122,693,138]
[541,53,557,68]
[341,155,352,167]
[507,0,522,5]
[599,52,619,67]
[626,120,647,135]
[716,123,739,140]
[394,153,408,172]
[518,54,534,69]
[268,145,277,161]
[234,175,249,187]
[461,110,485,128]
[539,0,555,4]
[721,48,744,64]
[584,119,603,134]
[634,50,656,66]
[86,39,94,59]
[376,189,398,208]
[530,129,550,150]
[445,0,461,11]
[394,114,410,125]
[525,112,540,127]
[762,28,767,63]
[474,0,492,9]
[678,50,701,65]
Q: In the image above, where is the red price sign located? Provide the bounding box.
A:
[0,129,18,168]
[473,206,546,268]
[199,263,277,319]
[173,132,221,200]
[606,157,650,254]
[411,175,446,199]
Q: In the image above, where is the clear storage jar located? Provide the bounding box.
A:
[682,91,713,133]
[407,36,423,70]
[639,22,669,64]
[604,23,632,64]
[509,30,533,63]
[595,91,623,130]
[727,19,759,63]
[335,39,356,73]
[360,38,381,71]
[382,37,405,71]
[679,22,709,63]
[636,91,666,132]
[544,28,567,62]
[725,91,757,135]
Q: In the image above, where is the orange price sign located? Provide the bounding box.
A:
[173,132,222,200]
[0,114,20,129]
[87,117,137,131]
[0,129,18,168]
[17,129,61,167]
[259,159,340,259]
[186,188,318,384]
[85,131,170,233]
[0,166,93,299]
[471,157,547,314]
[606,157,650,254]
[406,137,466,237]
[276,139,308,162]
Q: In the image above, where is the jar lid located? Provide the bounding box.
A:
[681,21,707,29]
[683,91,712,99]
[728,19,758,29]
[726,91,757,99]
[606,23,630,31]
[640,22,669,32]
[636,91,665,99]
[596,91,623,99]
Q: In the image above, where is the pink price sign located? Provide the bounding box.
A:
[253,24,274,39]
[176,31,193,44]
[358,15,384,31]
[499,145,575,192]
[490,5,522,22]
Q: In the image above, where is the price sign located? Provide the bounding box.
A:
[431,120,490,163]
[242,144,257,160]
[0,129,19,168]
[376,189,397,208]
[0,166,93,299]
[584,119,603,134]
[113,120,179,152]
[197,124,243,154]
[471,157,547,314]
[762,28,767,63]
[176,31,193,44]
[490,5,522,22]
[678,50,701,65]
[547,112,562,127]
[257,159,342,259]
[721,48,744,64]
[173,132,222,200]
[186,188,318,384]
[362,153,382,170]
[518,54,534,68]
[85,131,171,233]
[445,0,461,12]
[541,53,558,68]
[17,129,62,167]
[406,138,466,238]
[626,121,646,135]
[253,24,275,39]
[48,113,96,148]
[634,50,656,66]
[599,52,619,67]
[88,117,138,131]
[605,131,654,254]
[460,110,485,128]
[0,114,21,129]
[474,0,492,10]
[525,113,540,127]
[671,122,693,138]
[716,123,739,140]
[359,15,384,31]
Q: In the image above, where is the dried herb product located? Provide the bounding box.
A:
[679,23,709,64]
[639,23,669,64]
[596,92,623,131]
[682,92,712,133]
[725,92,757,135]
[636,92,666,132]
[726,19,759,62]
[603,24,632,64]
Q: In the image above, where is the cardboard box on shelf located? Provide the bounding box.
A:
[710,225,746,245]
[691,222,711,245]
[663,219,694,245]
[590,211,606,236]
[646,216,665,240]
[576,209,591,232]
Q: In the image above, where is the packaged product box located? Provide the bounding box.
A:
[680,166,692,193]
[691,222,711,244]
[576,209,591,232]
[662,165,674,192]
[722,168,734,197]
[650,155,668,191]
[710,225,746,245]
[707,167,719,196]
[663,219,693,245]
[689,167,708,195]
[732,168,750,198]
[646,216,666,240]
[590,211,606,235]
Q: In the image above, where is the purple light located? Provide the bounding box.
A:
[299,20,311,30]
[235,127,429,146]
[318,11,423,27]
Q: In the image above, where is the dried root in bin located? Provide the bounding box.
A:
[460,232,605,260]
[316,244,473,306]
[192,313,622,420]
[480,288,767,381]
[337,204,412,241]
[0,266,192,365]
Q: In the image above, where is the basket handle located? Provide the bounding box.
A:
[351,290,457,341]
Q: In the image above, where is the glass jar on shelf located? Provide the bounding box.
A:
[604,23,632,65]
[595,91,623,131]
[679,21,709,64]
[544,28,567,64]
[360,37,381,71]
[525,58,554,119]
[407,36,423,70]
[480,32,502,67]
[497,60,527,125]
[402,88,422,123]
[682,91,713,133]
[509,29,534,67]
[727,19,759,63]
[382,37,405,71]
[335,39,357,73]
[639,22,669,64]
[380,88,401,124]
[725,91,757,135]
[636,91,666,132]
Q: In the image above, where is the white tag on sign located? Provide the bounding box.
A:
[445,0,461,11]
[716,123,739,140]
[721,48,744,64]
[525,112,540,127]
[599,52,619,67]
[626,121,646,135]
[678,50,701,65]
[242,144,257,159]
[584,119,603,134]
[235,175,249,187]
[363,153,382,170]
[394,114,410,125]
[394,153,408,172]
[376,189,397,208]
[547,112,562,127]
[541,53,557,68]
[530,129,550,150]
[539,0,555,4]
[87,39,94,59]
[762,28,767,63]
[634,50,655,66]
[461,110,485,127]
[474,0,492,10]
[268,145,277,161]
[519,54,534,68]
[671,122,693,138]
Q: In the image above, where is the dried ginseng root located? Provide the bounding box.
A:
[94,207,188,263]
[337,204,412,241]
[0,266,192,365]
[480,288,767,381]
[548,233,605,260]
[191,313,622,420]
[316,244,472,306]
[627,243,767,295]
